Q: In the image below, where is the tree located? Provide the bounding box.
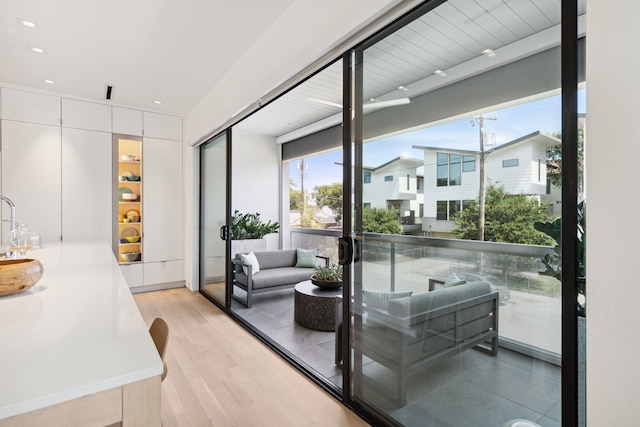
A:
[289,179,302,210]
[362,207,402,234]
[547,127,585,196]
[452,184,556,246]
[312,183,343,222]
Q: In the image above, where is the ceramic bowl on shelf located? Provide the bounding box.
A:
[127,175,140,181]
[126,209,140,222]
[121,154,136,161]
[125,236,140,243]
[120,252,140,262]
[122,193,138,201]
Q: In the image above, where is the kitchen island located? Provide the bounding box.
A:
[0,241,163,426]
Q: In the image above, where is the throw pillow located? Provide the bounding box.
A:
[240,252,260,276]
[443,272,466,288]
[363,290,413,328]
[295,248,317,268]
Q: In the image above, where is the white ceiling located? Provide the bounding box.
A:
[0,0,585,139]
[0,0,300,114]
[236,0,586,141]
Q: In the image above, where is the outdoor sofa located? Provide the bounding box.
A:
[356,281,499,406]
[231,248,328,308]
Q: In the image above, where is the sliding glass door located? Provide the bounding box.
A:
[346,1,578,425]
[200,132,230,308]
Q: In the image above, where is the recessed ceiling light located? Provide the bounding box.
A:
[398,85,409,91]
[153,100,163,105]
[30,46,44,54]
[369,98,376,102]
[44,79,55,84]
[482,48,496,57]
[19,19,36,29]
[434,69,447,77]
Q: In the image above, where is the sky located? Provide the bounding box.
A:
[289,90,586,194]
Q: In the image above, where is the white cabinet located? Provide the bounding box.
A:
[113,107,143,136]
[144,260,183,286]
[1,121,61,243]
[143,137,183,262]
[1,88,60,126]
[61,99,112,132]
[120,263,144,287]
[62,128,112,242]
[143,112,182,140]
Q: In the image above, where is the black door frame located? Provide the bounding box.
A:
[342,1,580,425]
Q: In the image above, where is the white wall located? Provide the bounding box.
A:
[485,144,532,193]
[185,0,414,145]
[231,130,281,250]
[586,1,640,424]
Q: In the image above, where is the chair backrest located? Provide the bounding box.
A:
[149,317,169,381]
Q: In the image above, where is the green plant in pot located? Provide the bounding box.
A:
[312,263,343,289]
[230,210,279,240]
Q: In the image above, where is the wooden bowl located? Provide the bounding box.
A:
[0,258,44,297]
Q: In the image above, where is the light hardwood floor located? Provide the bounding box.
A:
[134,288,368,427]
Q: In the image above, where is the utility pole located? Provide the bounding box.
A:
[472,115,496,241]
[298,159,308,215]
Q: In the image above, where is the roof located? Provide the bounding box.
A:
[363,156,423,171]
[412,131,561,155]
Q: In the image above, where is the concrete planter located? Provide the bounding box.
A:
[231,238,266,258]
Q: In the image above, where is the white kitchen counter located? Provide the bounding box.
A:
[0,241,163,422]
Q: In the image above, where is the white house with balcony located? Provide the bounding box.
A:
[414,131,561,237]
[363,156,424,233]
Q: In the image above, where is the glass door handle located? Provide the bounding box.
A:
[338,237,351,265]
[353,238,361,263]
[220,225,229,241]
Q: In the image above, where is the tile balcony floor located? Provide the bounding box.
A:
[230,288,562,427]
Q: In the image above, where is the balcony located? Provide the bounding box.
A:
[230,229,563,425]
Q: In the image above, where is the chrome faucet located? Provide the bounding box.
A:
[0,195,17,233]
[0,195,17,257]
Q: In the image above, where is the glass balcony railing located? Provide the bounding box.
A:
[290,228,560,362]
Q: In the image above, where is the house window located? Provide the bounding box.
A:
[419,203,424,218]
[385,175,393,182]
[436,200,447,220]
[364,171,371,183]
[363,203,371,209]
[449,154,461,185]
[407,174,410,190]
[538,159,541,181]
[463,155,476,172]
[417,177,423,190]
[503,158,519,167]
[462,199,475,210]
[449,200,461,218]
[437,153,448,186]
[437,152,461,186]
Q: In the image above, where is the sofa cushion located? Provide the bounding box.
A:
[239,252,260,275]
[295,248,317,268]
[443,272,466,288]
[234,266,314,290]
[387,281,491,317]
[363,290,413,328]
[250,249,297,269]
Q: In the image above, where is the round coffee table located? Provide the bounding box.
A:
[294,280,342,331]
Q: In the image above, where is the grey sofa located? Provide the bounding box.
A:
[357,281,498,406]
[231,249,328,308]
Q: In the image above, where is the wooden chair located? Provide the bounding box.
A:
[149,317,170,381]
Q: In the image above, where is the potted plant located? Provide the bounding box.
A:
[311,263,343,289]
[230,210,280,256]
